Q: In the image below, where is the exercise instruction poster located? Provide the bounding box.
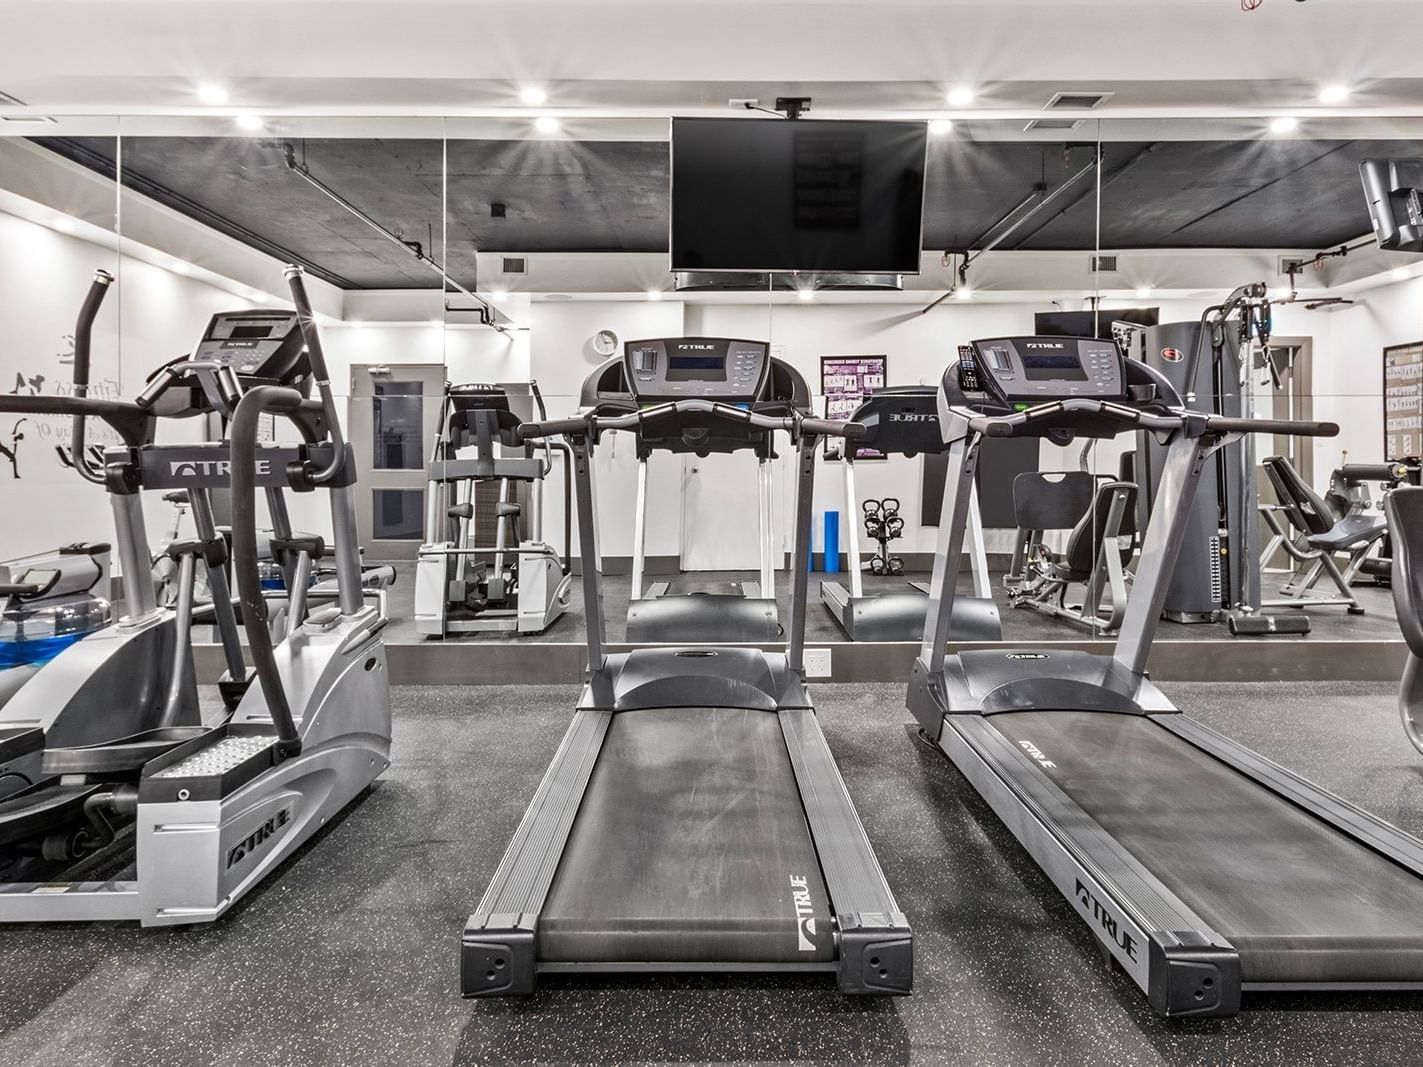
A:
[821,355,886,459]
[1385,341,1423,459]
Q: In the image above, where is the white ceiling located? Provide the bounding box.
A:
[1,0,1420,116]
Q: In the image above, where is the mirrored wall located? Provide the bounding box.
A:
[2,110,1419,650]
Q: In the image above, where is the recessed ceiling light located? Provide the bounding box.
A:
[519,86,548,106]
[234,112,264,131]
[1269,116,1300,134]
[52,217,76,233]
[956,286,973,300]
[170,260,190,275]
[946,87,976,107]
[1270,287,1293,301]
[197,83,229,105]
[534,115,560,134]
[490,287,508,298]
[349,321,365,329]
[928,119,954,136]
[1135,286,1154,299]
[645,289,663,301]
[1394,267,1413,281]
[1317,84,1351,105]
[797,288,815,302]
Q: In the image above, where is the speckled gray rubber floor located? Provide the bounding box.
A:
[0,681,1421,1065]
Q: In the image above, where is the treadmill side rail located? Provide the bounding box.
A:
[941,716,1240,1016]
[779,707,913,994]
[462,709,611,997]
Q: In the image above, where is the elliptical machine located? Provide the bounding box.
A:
[0,266,389,924]
[414,382,573,636]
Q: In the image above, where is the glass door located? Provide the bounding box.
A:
[348,363,446,560]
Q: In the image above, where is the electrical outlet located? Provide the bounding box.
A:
[803,648,833,679]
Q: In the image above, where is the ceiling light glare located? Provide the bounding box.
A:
[519,86,548,106]
[1317,84,1350,105]
[946,87,976,107]
[956,286,973,300]
[170,260,190,275]
[534,115,560,134]
[234,112,264,131]
[197,83,229,105]
[1135,286,1154,299]
[928,119,954,136]
[645,289,663,301]
[52,217,76,234]
[1269,116,1300,135]
[1393,267,1413,281]
[797,288,816,302]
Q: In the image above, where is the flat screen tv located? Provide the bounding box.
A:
[670,117,927,274]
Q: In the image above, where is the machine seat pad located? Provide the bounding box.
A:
[0,783,102,847]
[1305,514,1388,552]
[43,726,212,777]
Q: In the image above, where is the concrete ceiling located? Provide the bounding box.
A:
[32,131,1415,289]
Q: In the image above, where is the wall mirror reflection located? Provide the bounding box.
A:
[3,112,1421,662]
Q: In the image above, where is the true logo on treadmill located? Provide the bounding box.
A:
[888,412,936,423]
[1075,878,1139,961]
[225,806,292,870]
[1018,739,1057,770]
[789,874,817,951]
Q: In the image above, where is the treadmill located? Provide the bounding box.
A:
[463,336,912,996]
[909,335,1423,1017]
[820,386,1002,642]
[581,342,789,644]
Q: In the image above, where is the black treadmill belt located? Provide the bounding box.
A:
[540,706,836,965]
[992,711,1423,984]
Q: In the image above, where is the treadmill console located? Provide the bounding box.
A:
[193,311,304,379]
[623,337,770,404]
[964,336,1125,406]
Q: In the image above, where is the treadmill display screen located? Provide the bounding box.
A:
[667,355,727,381]
[1022,353,1087,381]
[228,324,274,339]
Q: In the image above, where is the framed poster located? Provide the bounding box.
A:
[1385,340,1423,459]
[821,355,887,458]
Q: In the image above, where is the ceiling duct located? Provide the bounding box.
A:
[674,272,903,292]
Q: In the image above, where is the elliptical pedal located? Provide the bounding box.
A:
[150,733,275,779]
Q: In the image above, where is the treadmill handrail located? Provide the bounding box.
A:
[517,400,866,443]
[962,399,1337,440]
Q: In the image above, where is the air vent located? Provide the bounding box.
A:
[1045,91,1114,111]
[1092,255,1118,273]
[0,90,55,124]
[501,257,527,274]
[1023,118,1083,132]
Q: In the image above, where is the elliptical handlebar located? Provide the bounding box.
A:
[284,265,346,483]
[69,268,116,485]
[229,383,306,759]
[516,399,866,443]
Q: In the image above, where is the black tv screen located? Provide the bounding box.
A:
[671,118,927,274]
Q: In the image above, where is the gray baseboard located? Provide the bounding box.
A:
[195,636,1408,687]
